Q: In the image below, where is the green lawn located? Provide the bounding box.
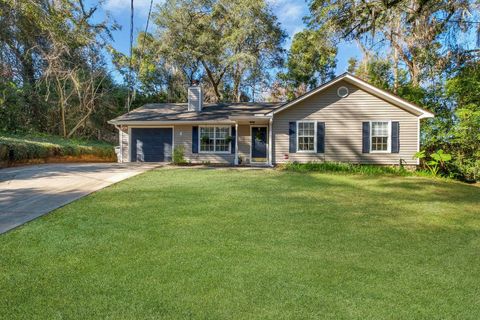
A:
[1,168,479,319]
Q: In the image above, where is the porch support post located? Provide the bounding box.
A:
[234,122,239,165]
[268,118,273,166]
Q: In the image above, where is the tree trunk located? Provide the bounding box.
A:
[356,40,371,76]
[389,39,420,88]
[21,51,41,127]
[410,59,420,87]
[211,80,221,102]
[55,78,67,137]
[67,109,92,138]
[201,60,223,102]
[393,48,399,94]
[233,65,242,103]
[391,17,400,94]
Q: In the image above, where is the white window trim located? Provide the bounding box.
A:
[296,120,317,153]
[198,125,231,154]
[369,121,391,153]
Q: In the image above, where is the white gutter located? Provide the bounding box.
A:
[109,120,237,126]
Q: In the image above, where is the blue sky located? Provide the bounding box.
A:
[93,0,362,80]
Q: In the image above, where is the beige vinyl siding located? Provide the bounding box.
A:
[238,124,250,164]
[174,125,235,164]
[121,124,239,163]
[119,126,129,162]
[273,80,419,165]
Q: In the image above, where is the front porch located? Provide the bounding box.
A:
[231,116,272,166]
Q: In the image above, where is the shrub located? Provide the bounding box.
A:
[414,149,452,177]
[0,132,115,163]
[280,161,411,176]
[173,145,187,165]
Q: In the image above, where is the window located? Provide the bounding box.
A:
[297,121,316,152]
[199,126,230,153]
[371,121,390,152]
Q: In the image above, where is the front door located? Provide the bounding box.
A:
[251,126,268,163]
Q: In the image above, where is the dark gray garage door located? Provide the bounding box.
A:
[131,128,173,162]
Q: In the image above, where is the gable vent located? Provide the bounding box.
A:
[188,84,203,111]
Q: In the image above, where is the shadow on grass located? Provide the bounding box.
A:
[255,171,480,232]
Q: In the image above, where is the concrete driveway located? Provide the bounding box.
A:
[0,163,159,234]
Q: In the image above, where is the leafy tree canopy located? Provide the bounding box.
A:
[153,0,286,102]
[280,29,337,98]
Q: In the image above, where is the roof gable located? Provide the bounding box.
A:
[269,73,434,119]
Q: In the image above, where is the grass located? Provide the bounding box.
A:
[281,161,415,176]
[1,168,479,319]
[0,131,115,163]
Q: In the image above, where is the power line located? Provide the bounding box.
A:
[134,0,155,102]
[139,0,154,63]
[126,0,134,112]
[126,0,154,112]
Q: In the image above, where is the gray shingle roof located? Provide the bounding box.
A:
[109,102,281,124]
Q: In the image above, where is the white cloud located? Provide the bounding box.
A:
[290,26,304,36]
[266,0,290,6]
[269,0,306,36]
[281,3,303,20]
[266,0,307,50]
[104,0,163,16]
[268,0,304,20]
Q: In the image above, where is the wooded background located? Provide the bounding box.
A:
[0,0,479,180]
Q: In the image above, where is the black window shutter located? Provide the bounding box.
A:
[317,122,325,153]
[362,122,370,153]
[231,126,236,154]
[391,121,400,153]
[192,126,199,153]
[289,122,296,153]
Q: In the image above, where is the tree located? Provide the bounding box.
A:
[0,0,120,139]
[280,29,336,98]
[307,0,475,86]
[347,56,393,91]
[0,0,51,128]
[110,32,190,104]
[445,59,480,180]
[153,0,286,102]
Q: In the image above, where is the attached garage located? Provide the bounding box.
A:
[130,128,173,162]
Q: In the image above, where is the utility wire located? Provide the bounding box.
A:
[126,0,154,112]
[133,0,155,103]
[139,0,154,67]
[126,0,134,112]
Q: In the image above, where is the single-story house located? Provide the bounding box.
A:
[109,73,434,166]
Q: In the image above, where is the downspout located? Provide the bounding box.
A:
[114,124,123,163]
